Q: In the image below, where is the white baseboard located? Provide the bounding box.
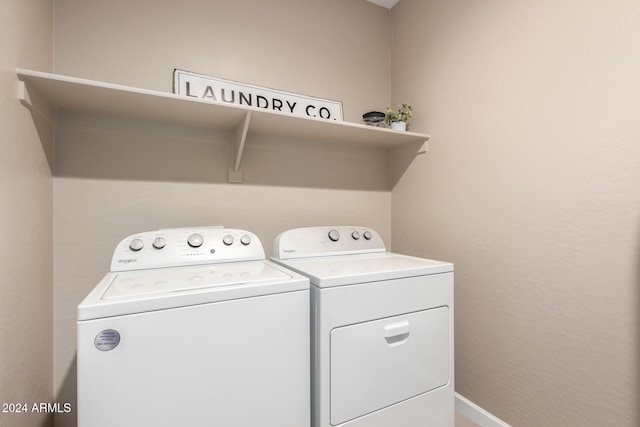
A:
[455,393,512,427]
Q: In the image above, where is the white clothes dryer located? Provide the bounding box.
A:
[272,226,454,427]
[77,227,310,427]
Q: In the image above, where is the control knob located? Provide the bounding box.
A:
[187,233,204,248]
[223,234,234,246]
[152,237,166,249]
[129,238,144,252]
[351,231,361,240]
[363,230,372,240]
[328,229,340,242]
[240,234,252,246]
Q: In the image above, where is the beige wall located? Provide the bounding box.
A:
[53,0,391,123]
[52,1,392,426]
[0,1,53,427]
[391,1,639,426]
[19,1,637,426]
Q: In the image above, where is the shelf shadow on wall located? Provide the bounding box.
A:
[53,110,416,192]
[20,93,54,173]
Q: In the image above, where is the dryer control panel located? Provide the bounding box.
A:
[273,226,386,260]
[111,227,265,271]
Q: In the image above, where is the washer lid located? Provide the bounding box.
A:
[78,260,309,320]
[272,252,453,288]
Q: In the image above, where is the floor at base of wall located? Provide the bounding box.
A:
[456,412,482,427]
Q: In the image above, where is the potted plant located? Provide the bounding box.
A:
[384,103,413,131]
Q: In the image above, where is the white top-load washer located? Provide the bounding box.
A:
[77,227,310,427]
[272,226,454,427]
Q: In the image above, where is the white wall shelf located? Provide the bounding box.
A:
[17,68,429,184]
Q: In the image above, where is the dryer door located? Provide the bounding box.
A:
[330,307,450,425]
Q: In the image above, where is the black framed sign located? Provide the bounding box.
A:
[173,69,343,121]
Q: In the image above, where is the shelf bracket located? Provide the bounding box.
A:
[18,79,56,126]
[228,111,252,183]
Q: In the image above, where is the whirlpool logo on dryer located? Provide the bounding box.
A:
[118,258,137,265]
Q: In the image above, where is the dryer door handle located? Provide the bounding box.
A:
[383,320,410,345]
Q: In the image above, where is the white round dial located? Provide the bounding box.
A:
[129,238,144,251]
[328,229,340,242]
[152,237,166,249]
[363,230,372,240]
[240,234,252,246]
[187,233,204,248]
[351,231,361,240]
[223,234,234,246]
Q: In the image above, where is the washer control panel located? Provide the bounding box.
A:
[111,226,265,272]
[272,226,386,260]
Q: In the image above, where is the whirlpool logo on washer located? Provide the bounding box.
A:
[283,249,296,254]
[117,258,137,264]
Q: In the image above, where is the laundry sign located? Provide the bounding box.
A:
[173,69,343,121]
